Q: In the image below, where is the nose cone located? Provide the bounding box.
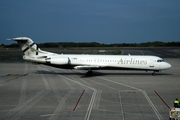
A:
[165,62,171,69]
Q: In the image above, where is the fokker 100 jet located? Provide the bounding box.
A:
[9,37,171,76]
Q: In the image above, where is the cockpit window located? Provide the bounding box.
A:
[157,59,164,62]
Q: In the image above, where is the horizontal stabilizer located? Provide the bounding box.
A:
[7,37,32,42]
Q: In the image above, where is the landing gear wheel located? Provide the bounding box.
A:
[86,70,93,76]
[152,72,156,76]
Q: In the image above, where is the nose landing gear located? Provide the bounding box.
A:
[152,71,156,76]
[152,70,160,76]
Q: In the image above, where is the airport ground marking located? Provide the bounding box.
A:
[57,74,97,120]
[19,63,28,105]
[5,64,49,120]
[136,50,144,55]
[40,67,81,118]
[49,90,73,120]
[39,111,72,117]
[89,78,118,91]
[141,90,163,120]
[48,68,163,120]
[9,90,47,119]
[44,66,97,120]
[98,77,141,91]
[77,70,162,119]
[62,77,75,90]
[40,114,55,117]
[119,91,125,120]
[98,77,163,120]
[93,90,102,110]
[121,50,124,55]
[73,90,85,111]
[154,90,171,110]
[5,64,49,119]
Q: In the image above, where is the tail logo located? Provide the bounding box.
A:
[23,43,45,55]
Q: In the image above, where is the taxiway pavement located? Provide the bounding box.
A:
[0,48,180,120]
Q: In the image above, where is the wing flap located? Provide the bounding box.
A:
[74,66,105,70]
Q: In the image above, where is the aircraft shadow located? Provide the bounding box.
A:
[35,70,172,78]
[81,72,172,78]
[35,70,84,75]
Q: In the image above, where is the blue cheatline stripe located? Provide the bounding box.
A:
[23,43,35,53]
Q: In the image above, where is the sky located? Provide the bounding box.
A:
[0,0,180,45]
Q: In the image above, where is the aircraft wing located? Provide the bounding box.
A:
[73,66,106,70]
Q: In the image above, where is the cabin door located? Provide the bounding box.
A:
[150,59,154,67]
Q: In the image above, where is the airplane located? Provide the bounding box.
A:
[9,37,171,76]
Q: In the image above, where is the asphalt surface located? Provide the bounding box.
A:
[0,48,179,120]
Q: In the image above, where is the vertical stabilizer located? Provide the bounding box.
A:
[12,37,41,57]
[10,37,53,62]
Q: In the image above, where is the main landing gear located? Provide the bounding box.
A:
[86,69,93,76]
[152,71,156,76]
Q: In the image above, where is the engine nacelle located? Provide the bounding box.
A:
[46,56,69,65]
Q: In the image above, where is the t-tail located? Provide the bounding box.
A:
[9,37,55,63]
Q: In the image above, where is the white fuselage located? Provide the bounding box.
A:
[43,54,171,71]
